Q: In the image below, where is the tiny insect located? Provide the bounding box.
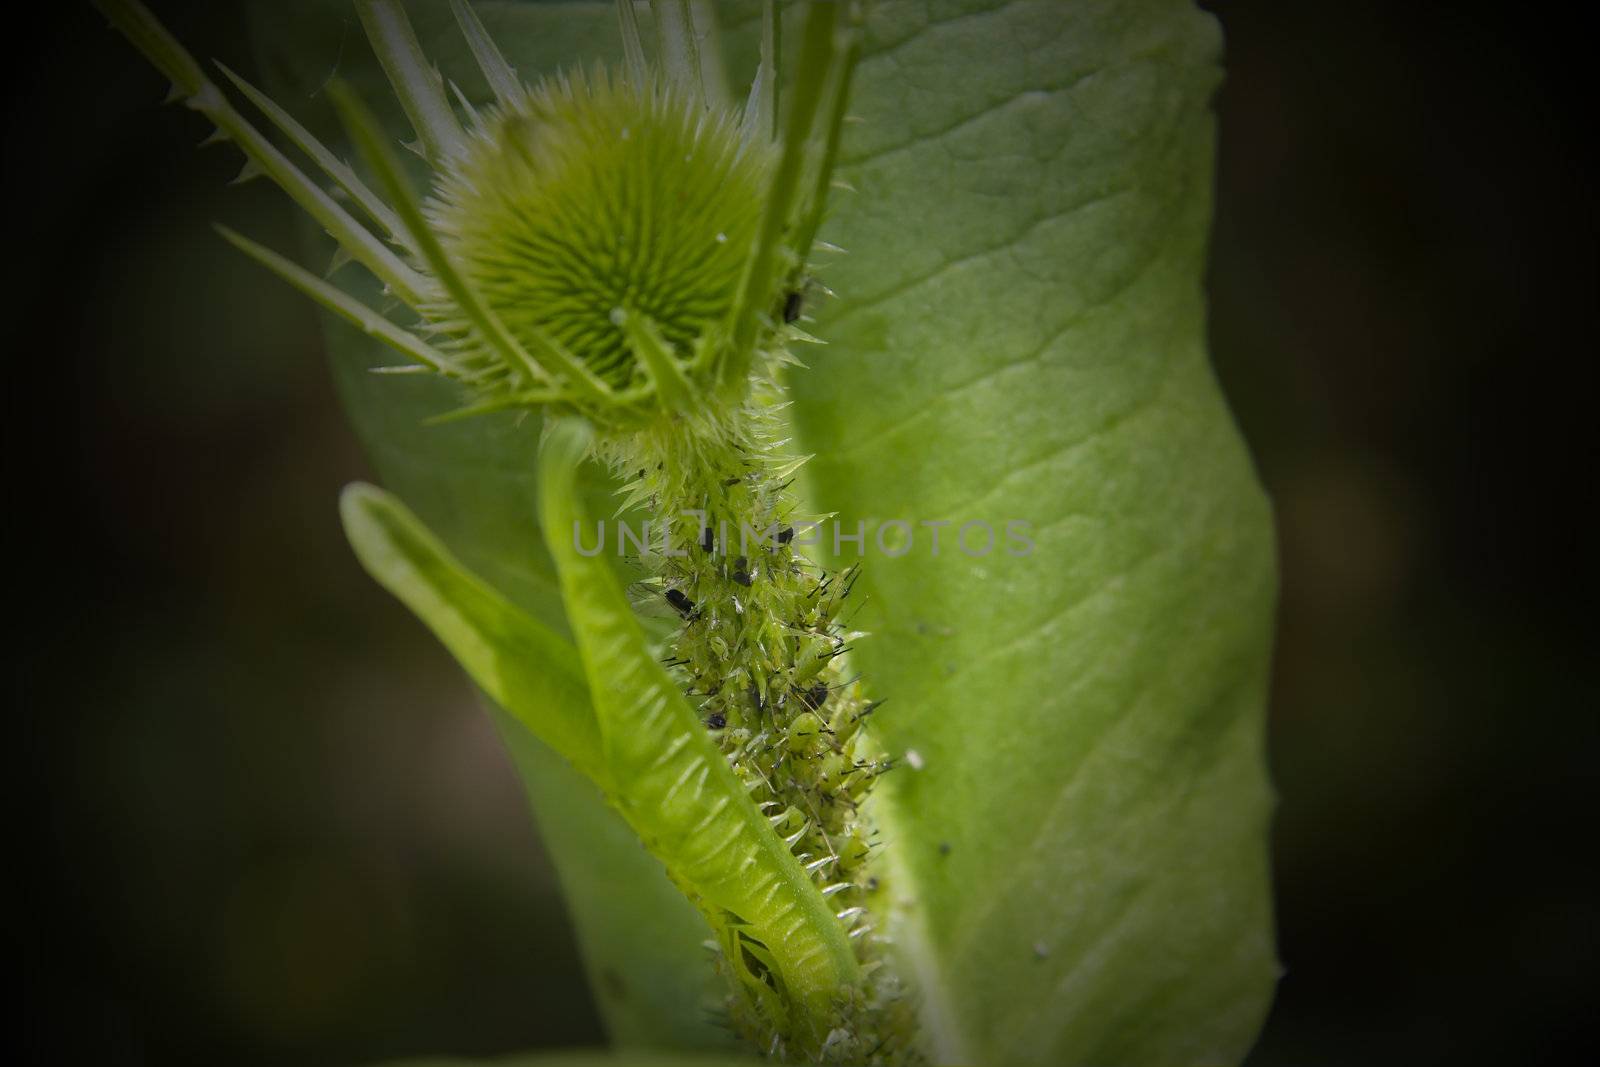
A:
[805,681,830,710]
[777,525,796,545]
[665,588,698,619]
[706,711,727,730]
[782,289,804,324]
[699,526,715,553]
[732,556,753,586]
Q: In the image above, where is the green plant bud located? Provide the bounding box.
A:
[432,70,775,424]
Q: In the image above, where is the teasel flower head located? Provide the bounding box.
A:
[96,0,862,436]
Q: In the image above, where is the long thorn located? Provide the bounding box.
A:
[214,62,409,250]
[423,392,566,424]
[217,226,461,375]
[448,0,520,103]
[95,0,428,306]
[355,0,466,163]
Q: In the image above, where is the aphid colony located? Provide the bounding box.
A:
[604,387,916,1061]
[614,421,894,917]
[670,537,888,896]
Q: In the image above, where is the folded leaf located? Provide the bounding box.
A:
[340,481,604,784]
[340,477,729,1042]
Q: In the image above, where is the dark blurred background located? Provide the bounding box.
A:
[12,2,1593,1064]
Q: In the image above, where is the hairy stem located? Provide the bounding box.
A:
[602,389,922,1063]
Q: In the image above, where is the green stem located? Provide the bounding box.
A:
[792,2,865,267]
[724,0,838,387]
[605,393,923,1061]
[539,419,862,1051]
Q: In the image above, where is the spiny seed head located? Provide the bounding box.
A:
[431,69,775,423]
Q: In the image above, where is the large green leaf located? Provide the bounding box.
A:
[788,2,1278,1064]
[242,1,1275,1063]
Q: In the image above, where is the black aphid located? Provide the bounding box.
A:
[706,711,727,730]
[782,289,804,324]
[665,588,697,619]
[732,556,753,586]
[777,525,796,545]
[699,527,715,553]
[806,681,830,710]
